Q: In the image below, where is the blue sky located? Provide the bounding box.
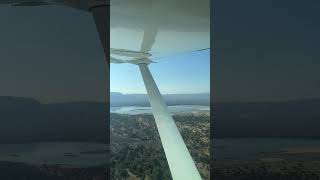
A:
[110,50,210,94]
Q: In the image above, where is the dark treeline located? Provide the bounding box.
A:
[0,96,108,143]
[0,161,107,180]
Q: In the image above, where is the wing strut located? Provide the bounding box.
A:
[138,63,202,180]
[91,3,109,65]
[90,4,110,177]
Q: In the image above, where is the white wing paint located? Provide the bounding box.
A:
[139,63,202,180]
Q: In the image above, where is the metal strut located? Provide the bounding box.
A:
[90,4,110,177]
[91,3,109,65]
[138,63,202,180]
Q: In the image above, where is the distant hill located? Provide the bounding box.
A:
[2,96,320,143]
[110,92,210,106]
[0,96,107,144]
[213,99,320,138]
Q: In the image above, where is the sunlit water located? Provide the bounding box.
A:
[110,105,210,115]
[0,142,107,166]
[213,138,320,161]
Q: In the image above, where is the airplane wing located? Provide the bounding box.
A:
[110,0,210,63]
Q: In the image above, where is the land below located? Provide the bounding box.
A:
[110,112,210,180]
[212,160,320,180]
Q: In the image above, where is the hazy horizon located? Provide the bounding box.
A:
[4,92,320,104]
